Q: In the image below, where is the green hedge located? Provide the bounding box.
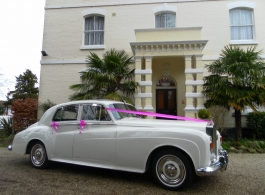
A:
[198,109,210,119]
[246,112,265,139]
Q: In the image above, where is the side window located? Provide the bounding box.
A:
[229,8,254,40]
[52,105,79,121]
[53,108,62,121]
[84,15,104,45]
[81,104,111,121]
[155,13,176,28]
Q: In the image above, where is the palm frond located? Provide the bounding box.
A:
[203,45,265,112]
[103,93,134,105]
[69,48,139,100]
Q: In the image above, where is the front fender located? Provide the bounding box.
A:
[146,134,211,171]
[115,128,211,173]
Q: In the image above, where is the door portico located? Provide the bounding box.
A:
[130,27,208,118]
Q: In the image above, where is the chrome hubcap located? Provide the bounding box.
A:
[165,164,178,178]
[31,144,46,166]
[156,155,186,186]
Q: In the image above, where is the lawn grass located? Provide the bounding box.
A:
[0,135,14,147]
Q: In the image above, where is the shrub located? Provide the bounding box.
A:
[0,117,13,136]
[208,106,229,133]
[246,112,265,139]
[258,141,265,149]
[12,98,38,132]
[221,141,230,151]
[0,104,5,115]
[198,109,210,119]
[39,99,56,113]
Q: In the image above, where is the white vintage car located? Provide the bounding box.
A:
[8,100,228,190]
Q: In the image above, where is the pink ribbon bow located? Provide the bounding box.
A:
[51,122,59,134]
[79,120,87,134]
[51,122,58,130]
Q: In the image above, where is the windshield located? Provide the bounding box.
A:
[108,103,139,120]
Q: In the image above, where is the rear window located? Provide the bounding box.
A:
[53,105,79,121]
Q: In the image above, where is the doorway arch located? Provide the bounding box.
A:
[156,77,177,118]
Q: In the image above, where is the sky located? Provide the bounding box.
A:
[0,0,46,100]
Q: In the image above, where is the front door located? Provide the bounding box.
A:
[156,89,177,119]
[73,104,116,164]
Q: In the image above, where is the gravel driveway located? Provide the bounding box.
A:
[0,148,264,195]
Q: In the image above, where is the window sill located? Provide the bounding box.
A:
[230,40,258,45]
[80,45,105,50]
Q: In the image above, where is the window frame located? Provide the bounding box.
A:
[230,8,254,40]
[227,1,257,45]
[84,15,104,46]
[80,8,106,50]
[155,12,176,29]
[81,104,112,122]
[153,3,177,29]
[52,105,79,122]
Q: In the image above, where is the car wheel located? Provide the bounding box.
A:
[152,149,194,190]
[30,142,49,169]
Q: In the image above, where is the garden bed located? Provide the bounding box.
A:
[222,140,265,153]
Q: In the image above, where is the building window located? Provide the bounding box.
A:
[156,77,175,87]
[155,13,175,28]
[84,16,104,45]
[230,9,253,40]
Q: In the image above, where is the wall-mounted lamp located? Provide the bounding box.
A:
[41,51,48,56]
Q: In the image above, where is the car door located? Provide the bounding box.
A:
[50,104,79,158]
[73,104,116,164]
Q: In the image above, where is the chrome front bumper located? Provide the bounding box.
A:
[8,145,12,151]
[196,150,228,176]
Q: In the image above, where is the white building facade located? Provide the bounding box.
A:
[39,0,265,121]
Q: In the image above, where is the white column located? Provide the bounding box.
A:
[195,54,205,109]
[143,56,154,111]
[134,56,143,110]
[184,55,196,117]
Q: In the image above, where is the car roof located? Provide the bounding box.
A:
[55,99,125,107]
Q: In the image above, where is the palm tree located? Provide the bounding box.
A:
[69,48,139,104]
[203,45,265,141]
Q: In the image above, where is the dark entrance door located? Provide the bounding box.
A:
[156,89,177,119]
